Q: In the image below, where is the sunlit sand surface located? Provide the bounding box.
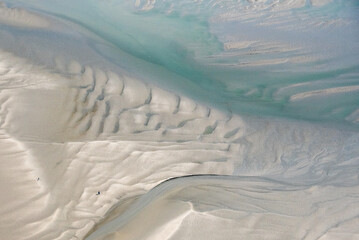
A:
[0,1,358,239]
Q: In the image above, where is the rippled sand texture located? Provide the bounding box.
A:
[0,1,359,240]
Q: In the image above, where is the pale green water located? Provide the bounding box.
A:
[4,0,359,126]
[1,2,359,238]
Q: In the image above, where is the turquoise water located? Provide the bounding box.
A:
[4,0,359,126]
[1,2,359,239]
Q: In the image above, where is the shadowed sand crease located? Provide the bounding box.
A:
[85,174,359,240]
[0,1,359,240]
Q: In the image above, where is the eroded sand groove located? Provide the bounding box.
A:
[86,174,359,240]
[0,51,246,239]
[0,49,359,240]
[0,2,358,238]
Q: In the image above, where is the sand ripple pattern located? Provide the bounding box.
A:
[0,50,359,240]
[0,1,358,239]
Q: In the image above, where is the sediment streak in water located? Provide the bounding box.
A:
[0,1,359,240]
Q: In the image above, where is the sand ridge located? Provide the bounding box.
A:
[0,1,358,239]
[1,48,359,239]
[0,50,245,239]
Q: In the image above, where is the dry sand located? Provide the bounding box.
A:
[0,2,359,240]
